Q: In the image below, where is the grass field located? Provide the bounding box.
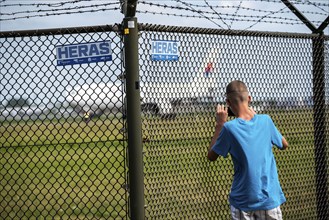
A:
[0,109,328,219]
[0,117,128,219]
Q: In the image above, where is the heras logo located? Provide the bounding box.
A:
[56,41,112,66]
[151,40,179,61]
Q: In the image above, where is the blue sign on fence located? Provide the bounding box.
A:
[151,40,179,61]
[56,41,112,66]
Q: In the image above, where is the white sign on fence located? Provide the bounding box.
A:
[151,40,179,61]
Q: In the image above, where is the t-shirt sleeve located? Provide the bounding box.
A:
[211,125,231,158]
[268,116,283,149]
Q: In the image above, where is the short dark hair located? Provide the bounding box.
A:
[226,80,248,95]
[226,80,249,103]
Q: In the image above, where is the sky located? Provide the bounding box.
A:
[0,0,328,34]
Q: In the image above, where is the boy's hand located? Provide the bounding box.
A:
[216,104,228,126]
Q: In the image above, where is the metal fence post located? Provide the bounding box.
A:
[312,34,329,219]
[123,17,145,220]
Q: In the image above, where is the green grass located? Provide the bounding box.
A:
[0,116,125,146]
[0,137,127,219]
[0,109,327,219]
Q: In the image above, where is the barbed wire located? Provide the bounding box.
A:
[0,2,119,17]
[175,0,224,29]
[0,0,94,8]
[228,0,243,29]
[244,6,287,30]
[139,1,328,21]
[136,9,302,26]
[305,0,329,13]
[0,7,120,22]
[256,0,329,7]
[160,0,282,13]
[138,1,323,25]
[204,0,230,29]
[0,0,327,30]
[140,0,326,29]
[171,0,329,8]
[291,0,329,7]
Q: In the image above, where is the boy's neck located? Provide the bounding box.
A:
[236,105,255,121]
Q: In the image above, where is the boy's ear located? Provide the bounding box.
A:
[248,95,251,104]
[226,98,230,107]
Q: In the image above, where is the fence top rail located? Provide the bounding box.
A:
[0,23,328,40]
[139,23,329,40]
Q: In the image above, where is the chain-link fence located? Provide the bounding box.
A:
[1,24,329,219]
[0,26,128,219]
[138,25,329,219]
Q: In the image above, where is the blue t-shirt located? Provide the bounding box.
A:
[211,114,286,211]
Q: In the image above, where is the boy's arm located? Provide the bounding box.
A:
[281,136,289,150]
[207,105,228,161]
[269,114,288,150]
[208,123,223,161]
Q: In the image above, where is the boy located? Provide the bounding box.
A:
[208,80,288,220]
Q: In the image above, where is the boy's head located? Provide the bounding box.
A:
[226,80,250,106]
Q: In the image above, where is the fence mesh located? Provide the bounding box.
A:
[138,25,329,219]
[1,24,329,220]
[0,26,128,219]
